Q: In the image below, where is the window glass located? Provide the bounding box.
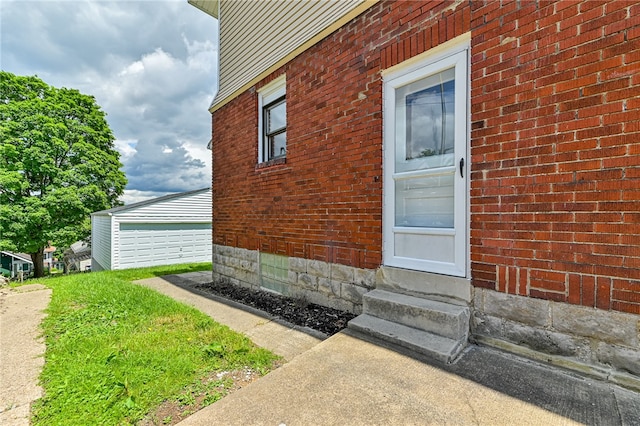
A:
[395,173,454,228]
[269,131,286,158]
[263,96,286,161]
[266,101,286,133]
[406,79,454,160]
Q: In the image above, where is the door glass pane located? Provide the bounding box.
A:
[395,68,455,173]
[394,66,457,228]
[395,172,454,228]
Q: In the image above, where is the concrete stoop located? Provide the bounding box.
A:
[348,289,470,364]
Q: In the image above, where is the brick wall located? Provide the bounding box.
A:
[470,0,640,315]
[212,0,640,316]
[211,0,471,271]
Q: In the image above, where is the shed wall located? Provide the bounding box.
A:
[117,190,211,219]
[91,215,112,271]
[111,189,212,270]
[91,189,212,270]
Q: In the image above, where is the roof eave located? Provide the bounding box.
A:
[91,187,212,216]
[188,0,219,19]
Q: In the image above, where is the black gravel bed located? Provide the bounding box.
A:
[193,280,356,336]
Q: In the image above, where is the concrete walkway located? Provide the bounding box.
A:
[4,273,637,425]
[141,273,640,426]
[0,284,51,426]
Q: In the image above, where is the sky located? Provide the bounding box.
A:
[1,0,218,204]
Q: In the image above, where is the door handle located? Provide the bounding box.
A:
[459,157,465,178]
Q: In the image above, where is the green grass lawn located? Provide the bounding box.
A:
[32,263,279,425]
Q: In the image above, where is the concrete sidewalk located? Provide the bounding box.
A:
[0,284,51,426]
[140,273,640,426]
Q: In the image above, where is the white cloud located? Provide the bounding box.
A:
[121,189,174,205]
[114,139,138,159]
[1,0,218,203]
[183,34,216,73]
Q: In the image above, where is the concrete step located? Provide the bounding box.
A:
[348,314,465,363]
[362,289,469,341]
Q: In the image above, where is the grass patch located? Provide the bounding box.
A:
[97,262,212,282]
[32,264,278,425]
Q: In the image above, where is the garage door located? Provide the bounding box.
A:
[118,222,211,269]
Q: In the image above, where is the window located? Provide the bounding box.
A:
[258,75,286,163]
[264,97,286,160]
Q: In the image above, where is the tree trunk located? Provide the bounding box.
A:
[31,248,45,278]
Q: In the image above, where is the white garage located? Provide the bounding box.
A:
[91,188,212,271]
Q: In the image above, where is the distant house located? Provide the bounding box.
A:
[0,251,33,278]
[64,241,92,272]
[91,188,212,271]
[191,0,640,389]
[43,246,56,270]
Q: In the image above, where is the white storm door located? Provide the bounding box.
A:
[383,48,468,277]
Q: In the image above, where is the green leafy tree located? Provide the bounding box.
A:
[0,72,126,277]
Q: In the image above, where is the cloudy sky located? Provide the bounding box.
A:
[1,0,218,204]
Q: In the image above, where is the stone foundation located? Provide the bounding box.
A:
[212,244,375,314]
[213,244,640,390]
[473,288,640,391]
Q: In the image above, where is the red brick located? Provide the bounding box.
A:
[530,289,567,302]
[568,274,582,305]
[559,4,604,32]
[611,301,640,315]
[613,279,640,292]
[212,0,640,318]
[497,265,507,292]
[576,56,624,78]
[579,9,627,35]
[582,77,631,96]
[582,275,596,307]
[559,94,604,112]
[555,75,599,94]
[596,277,612,310]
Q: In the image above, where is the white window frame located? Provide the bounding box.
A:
[257,75,286,164]
[382,36,470,277]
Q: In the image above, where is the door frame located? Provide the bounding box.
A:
[382,34,471,278]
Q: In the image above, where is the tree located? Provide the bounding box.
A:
[0,72,127,277]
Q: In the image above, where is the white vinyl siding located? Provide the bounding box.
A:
[115,191,211,219]
[213,0,369,110]
[91,214,112,271]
